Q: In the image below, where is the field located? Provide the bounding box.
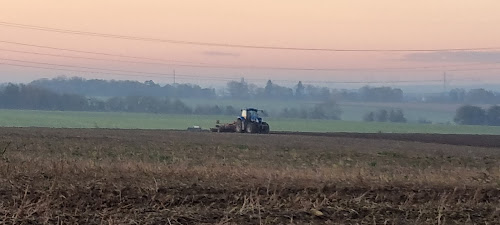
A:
[338,102,459,123]
[3,109,500,135]
[0,127,499,224]
[180,99,462,123]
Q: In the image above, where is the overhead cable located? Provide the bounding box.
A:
[1,21,499,52]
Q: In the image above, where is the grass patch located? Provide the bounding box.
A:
[1,109,500,134]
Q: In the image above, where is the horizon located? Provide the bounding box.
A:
[3,75,500,94]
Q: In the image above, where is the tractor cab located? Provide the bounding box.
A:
[240,108,262,123]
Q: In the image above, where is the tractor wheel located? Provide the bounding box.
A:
[246,122,257,133]
[235,119,243,133]
[261,122,270,134]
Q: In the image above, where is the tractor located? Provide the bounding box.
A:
[211,108,270,134]
[235,108,270,133]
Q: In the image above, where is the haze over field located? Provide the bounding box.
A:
[0,1,500,88]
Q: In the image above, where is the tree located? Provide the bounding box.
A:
[226,80,250,99]
[359,86,404,102]
[295,81,305,98]
[388,109,407,123]
[310,99,342,120]
[454,105,486,125]
[258,80,294,100]
[304,85,329,100]
[486,105,500,126]
[375,109,388,122]
[309,105,326,119]
[172,99,192,114]
[363,112,374,122]
[464,89,496,104]
[1,83,20,108]
[106,97,126,111]
[319,87,331,100]
[264,80,273,97]
[449,88,466,103]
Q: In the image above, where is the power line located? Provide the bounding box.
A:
[0,62,158,78]
[0,57,249,80]
[0,40,208,65]
[0,57,176,76]
[1,21,500,52]
[1,44,499,72]
[0,62,238,81]
[2,56,500,82]
[0,48,245,69]
[0,48,178,66]
[0,57,259,80]
[0,41,424,71]
[0,61,480,85]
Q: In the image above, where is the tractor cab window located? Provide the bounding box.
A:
[247,110,258,118]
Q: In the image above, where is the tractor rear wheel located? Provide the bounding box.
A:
[261,122,270,134]
[235,119,243,133]
[246,122,257,133]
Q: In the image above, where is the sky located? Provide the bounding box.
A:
[0,0,500,87]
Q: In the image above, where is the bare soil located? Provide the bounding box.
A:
[0,128,499,224]
[271,131,500,148]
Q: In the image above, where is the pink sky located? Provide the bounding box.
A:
[0,1,500,85]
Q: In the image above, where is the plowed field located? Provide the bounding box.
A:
[0,128,499,224]
[271,131,500,148]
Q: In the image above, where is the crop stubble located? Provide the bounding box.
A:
[0,128,499,224]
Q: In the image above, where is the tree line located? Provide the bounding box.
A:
[0,83,343,119]
[424,88,500,104]
[363,109,407,123]
[225,79,404,102]
[0,83,237,115]
[31,76,406,103]
[29,76,500,105]
[454,105,500,126]
[279,99,342,120]
[30,76,216,99]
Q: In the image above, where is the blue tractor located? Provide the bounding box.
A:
[211,108,270,133]
[235,108,270,133]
